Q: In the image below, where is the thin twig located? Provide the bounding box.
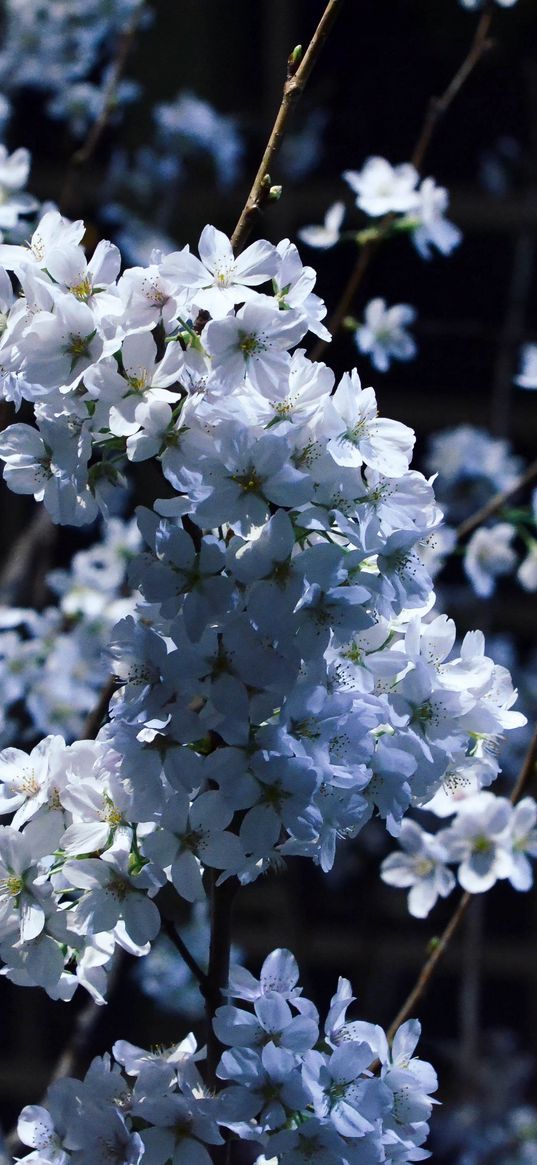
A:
[411,4,494,174]
[510,718,537,806]
[385,891,473,1044]
[310,4,495,360]
[231,0,346,254]
[60,2,145,214]
[456,457,537,541]
[380,718,537,1046]
[163,919,209,992]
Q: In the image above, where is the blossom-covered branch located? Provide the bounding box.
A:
[380,717,537,1041]
[310,2,496,359]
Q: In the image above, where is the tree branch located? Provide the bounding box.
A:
[380,717,537,1046]
[231,0,346,254]
[204,875,238,1089]
[455,457,537,541]
[0,507,56,607]
[163,919,209,993]
[60,1,145,214]
[411,3,494,174]
[310,4,495,360]
[81,675,117,740]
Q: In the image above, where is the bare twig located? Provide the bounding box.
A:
[60,2,145,214]
[385,891,473,1045]
[510,718,537,806]
[231,0,346,254]
[411,4,494,174]
[163,919,209,992]
[455,457,537,541]
[380,719,537,1045]
[310,4,495,360]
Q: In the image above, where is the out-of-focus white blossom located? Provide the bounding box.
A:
[515,343,537,390]
[354,298,416,372]
[464,524,517,597]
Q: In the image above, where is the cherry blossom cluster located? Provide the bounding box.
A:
[299,156,461,260]
[0,187,530,1165]
[0,518,140,746]
[299,156,461,375]
[382,793,537,918]
[14,948,439,1165]
[0,206,529,1018]
[0,0,147,138]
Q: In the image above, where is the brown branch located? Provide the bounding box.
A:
[81,675,117,740]
[205,875,239,1089]
[0,507,56,607]
[60,2,145,214]
[380,717,537,1046]
[456,457,537,541]
[385,891,473,1045]
[163,919,209,992]
[231,0,346,254]
[310,4,495,361]
[510,718,537,807]
[411,4,494,174]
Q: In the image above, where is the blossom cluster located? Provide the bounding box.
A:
[299,155,461,376]
[14,948,439,1165]
[0,517,140,746]
[0,205,529,1015]
[381,793,537,917]
[300,156,461,261]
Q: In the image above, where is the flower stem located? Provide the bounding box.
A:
[231,0,346,254]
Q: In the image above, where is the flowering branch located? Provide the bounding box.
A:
[310,2,495,360]
[60,1,145,213]
[456,456,537,541]
[230,0,346,254]
[382,718,537,1044]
